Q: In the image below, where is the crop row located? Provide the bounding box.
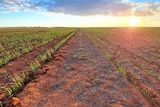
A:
[0,28,75,67]
[0,28,76,106]
[83,28,160,107]
[83,28,160,80]
[83,28,160,59]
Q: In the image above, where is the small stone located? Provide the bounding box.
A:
[12,97,20,106]
[0,93,5,100]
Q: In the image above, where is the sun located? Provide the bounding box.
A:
[130,17,137,27]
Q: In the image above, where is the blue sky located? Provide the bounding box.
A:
[0,0,160,27]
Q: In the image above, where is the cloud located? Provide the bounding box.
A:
[29,0,133,16]
[0,0,31,12]
[133,2,160,16]
[0,0,160,16]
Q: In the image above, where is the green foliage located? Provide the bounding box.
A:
[46,50,52,58]
[28,60,41,73]
[0,28,76,101]
[2,87,13,96]
[39,49,52,63]
[2,71,23,92]
[2,70,13,80]
[0,44,5,51]
[0,59,3,67]
[39,54,48,63]
[118,65,126,75]
[11,74,23,91]
[22,48,30,54]
[0,101,3,107]
[0,28,76,67]
[55,32,75,51]
[21,72,28,81]
[158,76,160,81]
[141,88,151,98]
[141,88,158,106]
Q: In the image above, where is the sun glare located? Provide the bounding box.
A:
[130,17,137,27]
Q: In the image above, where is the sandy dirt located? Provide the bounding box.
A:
[13,31,153,107]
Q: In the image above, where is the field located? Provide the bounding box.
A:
[0,27,160,107]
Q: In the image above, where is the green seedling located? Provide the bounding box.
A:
[118,65,126,75]
[22,48,30,54]
[141,88,151,98]
[39,49,52,63]
[141,88,159,106]
[21,72,28,80]
[158,76,160,81]
[46,50,52,58]
[3,87,13,96]
[12,74,23,91]
[28,60,41,73]
[2,71,23,92]
[39,54,48,63]
[0,101,3,107]
[49,48,54,54]
[2,70,14,81]
[0,59,3,67]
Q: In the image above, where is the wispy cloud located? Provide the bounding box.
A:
[0,0,160,16]
[133,2,160,16]
[0,0,31,12]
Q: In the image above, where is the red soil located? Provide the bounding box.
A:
[12,31,154,107]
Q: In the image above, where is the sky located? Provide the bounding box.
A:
[0,0,160,27]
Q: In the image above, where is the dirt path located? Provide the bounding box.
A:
[14,31,151,107]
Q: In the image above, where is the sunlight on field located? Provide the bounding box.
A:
[130,17,138,27]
